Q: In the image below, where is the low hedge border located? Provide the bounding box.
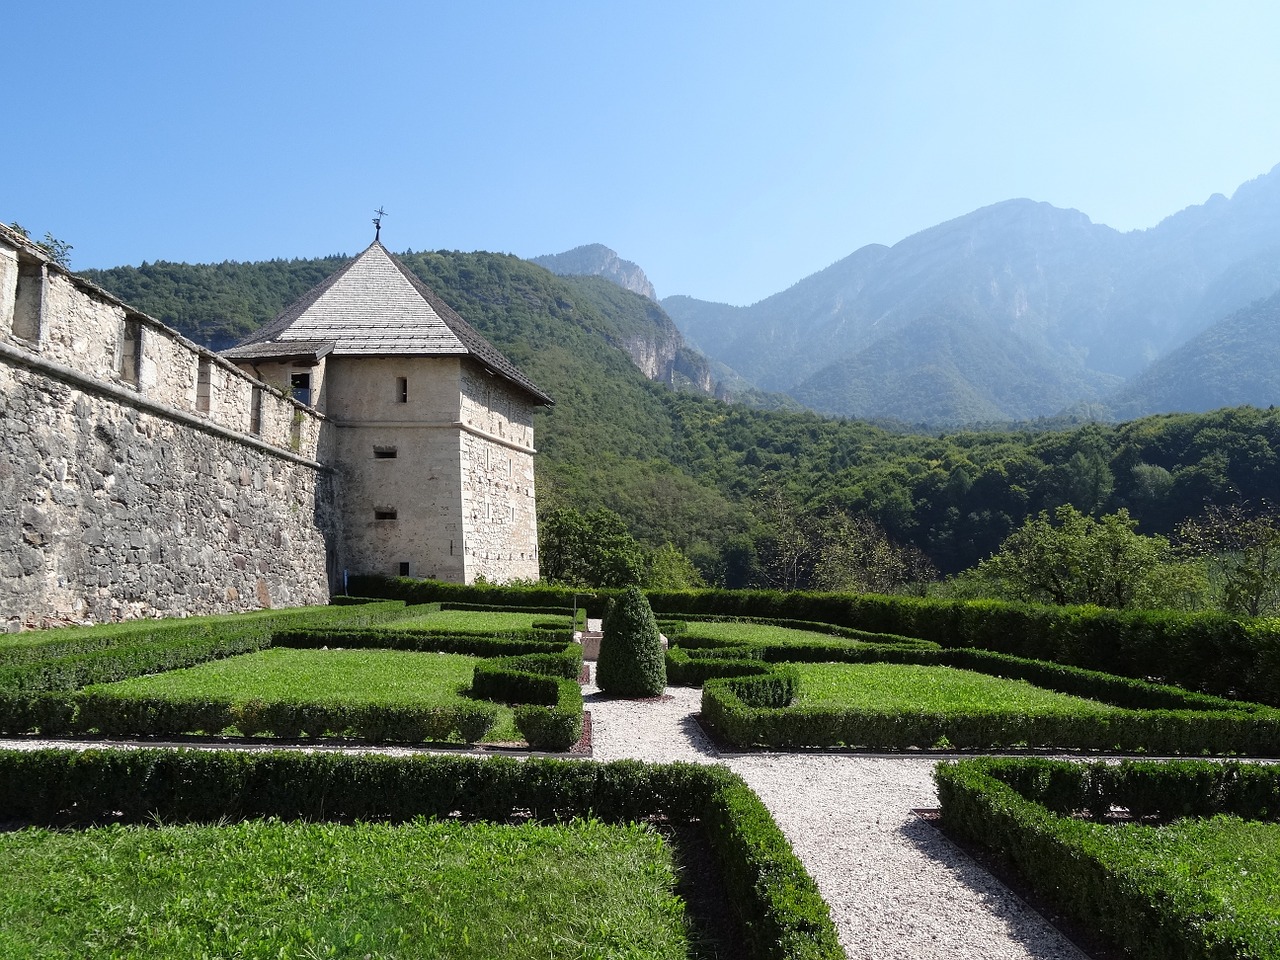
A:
[471,647,585,751]
[0,749,843,960]
[935,758,1280,960]
[664,613,935,649]
[0,609,587,752]
[2,689,499,744]
[271,627,571,656]
[667,641,940,686]
[437,601,575,619]
[700,653,1280,754]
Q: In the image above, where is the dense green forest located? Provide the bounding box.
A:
[81,251,1280,593]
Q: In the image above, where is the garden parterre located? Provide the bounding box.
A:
[0,602,582,750]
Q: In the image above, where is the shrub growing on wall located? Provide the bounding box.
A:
[597,586,666,697]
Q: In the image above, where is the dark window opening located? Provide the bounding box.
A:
[13,257,45,342]
[119,317,143,386]
[375,509,398,521]
[398,562,411,576]
[374,447,398,459]
[196,357,213,413]
[291,372,312,406]
[396,377,408,403]
[249,387,263,436]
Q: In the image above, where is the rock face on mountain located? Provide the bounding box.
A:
[532,244,658,301]
[663,164,1280,424]
[553,274,715,394]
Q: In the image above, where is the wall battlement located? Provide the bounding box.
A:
[0,224,335,626]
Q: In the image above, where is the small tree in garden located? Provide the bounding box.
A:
[596,586,666,697]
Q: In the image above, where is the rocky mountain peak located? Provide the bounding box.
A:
[531,244,658,301]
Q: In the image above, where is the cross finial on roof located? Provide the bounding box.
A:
[373,207,387,242]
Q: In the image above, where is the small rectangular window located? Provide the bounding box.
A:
[375,509,398,521]
[398,562,411,576]
[290,372,312,406]
[396,377,408,403]
[373,447,398,459]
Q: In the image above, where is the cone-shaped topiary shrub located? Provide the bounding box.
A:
[596,586,666,697]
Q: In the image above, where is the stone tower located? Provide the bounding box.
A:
[223,240,552,584]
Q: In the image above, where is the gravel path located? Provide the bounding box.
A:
[583,662,1089,960]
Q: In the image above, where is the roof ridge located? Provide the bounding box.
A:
[384,250,554,405]
[226,240,552,406]
[235,244,370,346]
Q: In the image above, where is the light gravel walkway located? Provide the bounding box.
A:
[583,663,1089,960]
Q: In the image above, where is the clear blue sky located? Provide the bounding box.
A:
[7,1,1280,306]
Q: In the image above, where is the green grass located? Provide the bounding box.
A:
[793,663,1124,715]
[0,817,692,960]
[680,621,856,647]
[92,648,521,741]
[382,610,571,632]
[1077,814,1280,949]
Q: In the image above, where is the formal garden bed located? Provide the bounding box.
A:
[680,629,1280,753]
[934,757,1280,960]
[0,603,584,751]
[701,660,1280,757]
[0,749,842,960]
[76,648,520,743]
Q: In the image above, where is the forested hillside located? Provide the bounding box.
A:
[81,251,1280,586]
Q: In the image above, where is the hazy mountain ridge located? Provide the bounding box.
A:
[661,163,1280,424]
[1109,289,1280,419]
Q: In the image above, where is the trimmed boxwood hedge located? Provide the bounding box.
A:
[0,749,843,960]
[935,758,1280,960]
[471,647,585,751]
[271,627,570,657]
[4,688,501,744]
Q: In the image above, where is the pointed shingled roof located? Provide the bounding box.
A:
[223,241,552,405]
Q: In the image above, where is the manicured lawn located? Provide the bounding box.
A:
[93,648,521,741]
[386,610,571,632]
[1078,814,1280,949]
[792,663,1123,715]
[0,817,692,960]
[680,621,857,646]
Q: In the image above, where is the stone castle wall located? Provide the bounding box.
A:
[0,227,336,626]
[459,366,539,582]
